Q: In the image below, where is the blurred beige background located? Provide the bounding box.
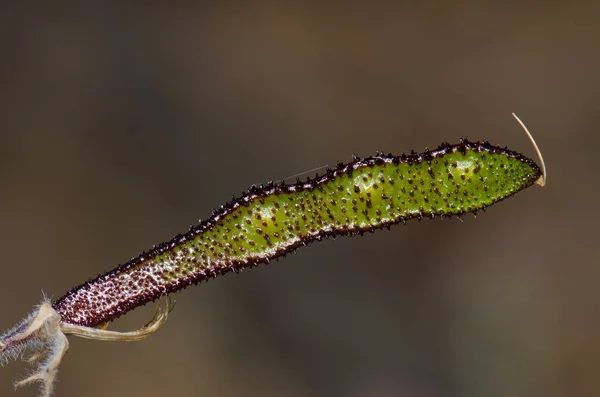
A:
[0,3,596,397]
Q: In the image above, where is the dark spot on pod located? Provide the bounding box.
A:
[423,148,432,161]
[437,142,450,151]
[354,185,360,193]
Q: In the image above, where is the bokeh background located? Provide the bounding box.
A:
[0,3,597,397]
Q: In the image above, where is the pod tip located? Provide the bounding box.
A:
[512,113,546,187]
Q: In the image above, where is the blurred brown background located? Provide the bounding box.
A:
[0,3,596,397]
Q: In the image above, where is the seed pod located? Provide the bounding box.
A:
[52,139,542,327]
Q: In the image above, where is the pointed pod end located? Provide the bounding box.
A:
[512,113,546,187]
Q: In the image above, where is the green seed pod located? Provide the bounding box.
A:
[52,139,542,327]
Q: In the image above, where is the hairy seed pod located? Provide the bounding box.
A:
[52,140,542,327]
